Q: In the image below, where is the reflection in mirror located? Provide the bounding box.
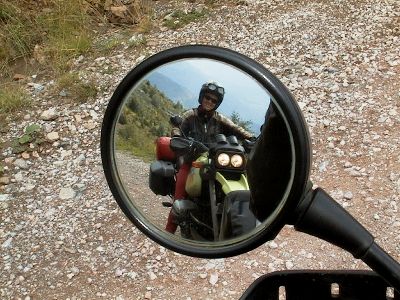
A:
[113,58,292,243]
[247,103,292,221]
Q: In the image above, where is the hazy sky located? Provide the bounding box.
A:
[145,58,271,133]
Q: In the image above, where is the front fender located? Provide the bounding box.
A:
[215,172,249,194]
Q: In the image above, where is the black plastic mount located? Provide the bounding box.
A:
[294,187,400,292]
[294,187,374,258]
[240,270,400,300]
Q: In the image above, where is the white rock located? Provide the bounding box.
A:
[268,241,278,249]
[0,194,10,201]
[285,261,294,269]
[209,273,219,285]
[40,108,58,121]
[115,269,124,277]
[59,187,76,200]
[61,150,73,160]
[96,246,105,252]
[148,271,157,280]
[47,132,60,141]
[13,159,29,170]
[89,110,99,120]
[83,121,96,130]
[127,271,138,279]
[2,237,13,248]
[344,191,353,200]
[14,172,24,182]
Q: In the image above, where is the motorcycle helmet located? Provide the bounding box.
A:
[198,81,225,110]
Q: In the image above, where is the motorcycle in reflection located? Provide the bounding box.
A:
[149,117,257,241]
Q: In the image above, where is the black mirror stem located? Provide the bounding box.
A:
[294,185,400,292]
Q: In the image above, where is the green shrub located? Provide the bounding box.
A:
[164,9,208,30]
[11,123,45,154]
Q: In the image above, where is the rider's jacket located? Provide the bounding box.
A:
[171,106,253,143]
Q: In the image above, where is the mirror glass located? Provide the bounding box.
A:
[112,58,293,244]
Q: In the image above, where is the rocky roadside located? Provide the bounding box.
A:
[1,0,399,299]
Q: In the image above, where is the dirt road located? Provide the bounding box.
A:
[1,0,399,299]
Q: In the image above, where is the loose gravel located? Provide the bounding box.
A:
[0,0,399,299]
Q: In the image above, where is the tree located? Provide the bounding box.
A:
[230,111,253,133]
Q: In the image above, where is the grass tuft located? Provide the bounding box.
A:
[0,0,93,75]
[56,72,98,103]
[0,83,31,114]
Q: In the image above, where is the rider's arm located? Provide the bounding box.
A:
[171,110,194,137]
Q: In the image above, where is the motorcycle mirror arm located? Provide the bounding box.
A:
[293,184,400,292]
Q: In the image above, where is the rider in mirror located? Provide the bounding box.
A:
[166,81,255,233]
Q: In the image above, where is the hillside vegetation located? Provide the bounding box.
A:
[115,80,184,160]
[0,0,220,117]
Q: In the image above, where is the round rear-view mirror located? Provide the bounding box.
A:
[100,45,311,258]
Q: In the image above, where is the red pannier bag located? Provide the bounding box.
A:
[155,137,176,162]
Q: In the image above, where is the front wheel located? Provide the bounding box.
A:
[219,190,257,240]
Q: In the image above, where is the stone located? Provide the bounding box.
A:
[0,194,10,201]
[40,108,58,121]
[268,241,278,249]
[285,261,294,269]
[343,191,353,200]
[149,271,157,280]
[0,177,10,185]
[47,132,60,141]
[83,121,96,130]
[21,152,30,159]
[13,159,29,170]
[209,273,219,285]
[2,237,12,248]
[59,187,76,200]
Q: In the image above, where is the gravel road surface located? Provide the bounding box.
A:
[1,0,399,299]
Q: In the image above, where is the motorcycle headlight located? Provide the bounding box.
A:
[231,154,244,168]
[217,153,230,167]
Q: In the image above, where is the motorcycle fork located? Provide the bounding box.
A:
[209,179,220,241]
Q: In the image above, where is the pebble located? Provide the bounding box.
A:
[209,273,219,285]
[0,177,10,185]
[285,261,294,270]
[2,237,13,248]
[59,187,76,200]
[148,272,157,280]
[13,159,29,170]
[343,191,353,200]
[40,108,58,121]
[47,132,60,141]
[268,241,278,249]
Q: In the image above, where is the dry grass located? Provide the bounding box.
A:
[0,83,31,114]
